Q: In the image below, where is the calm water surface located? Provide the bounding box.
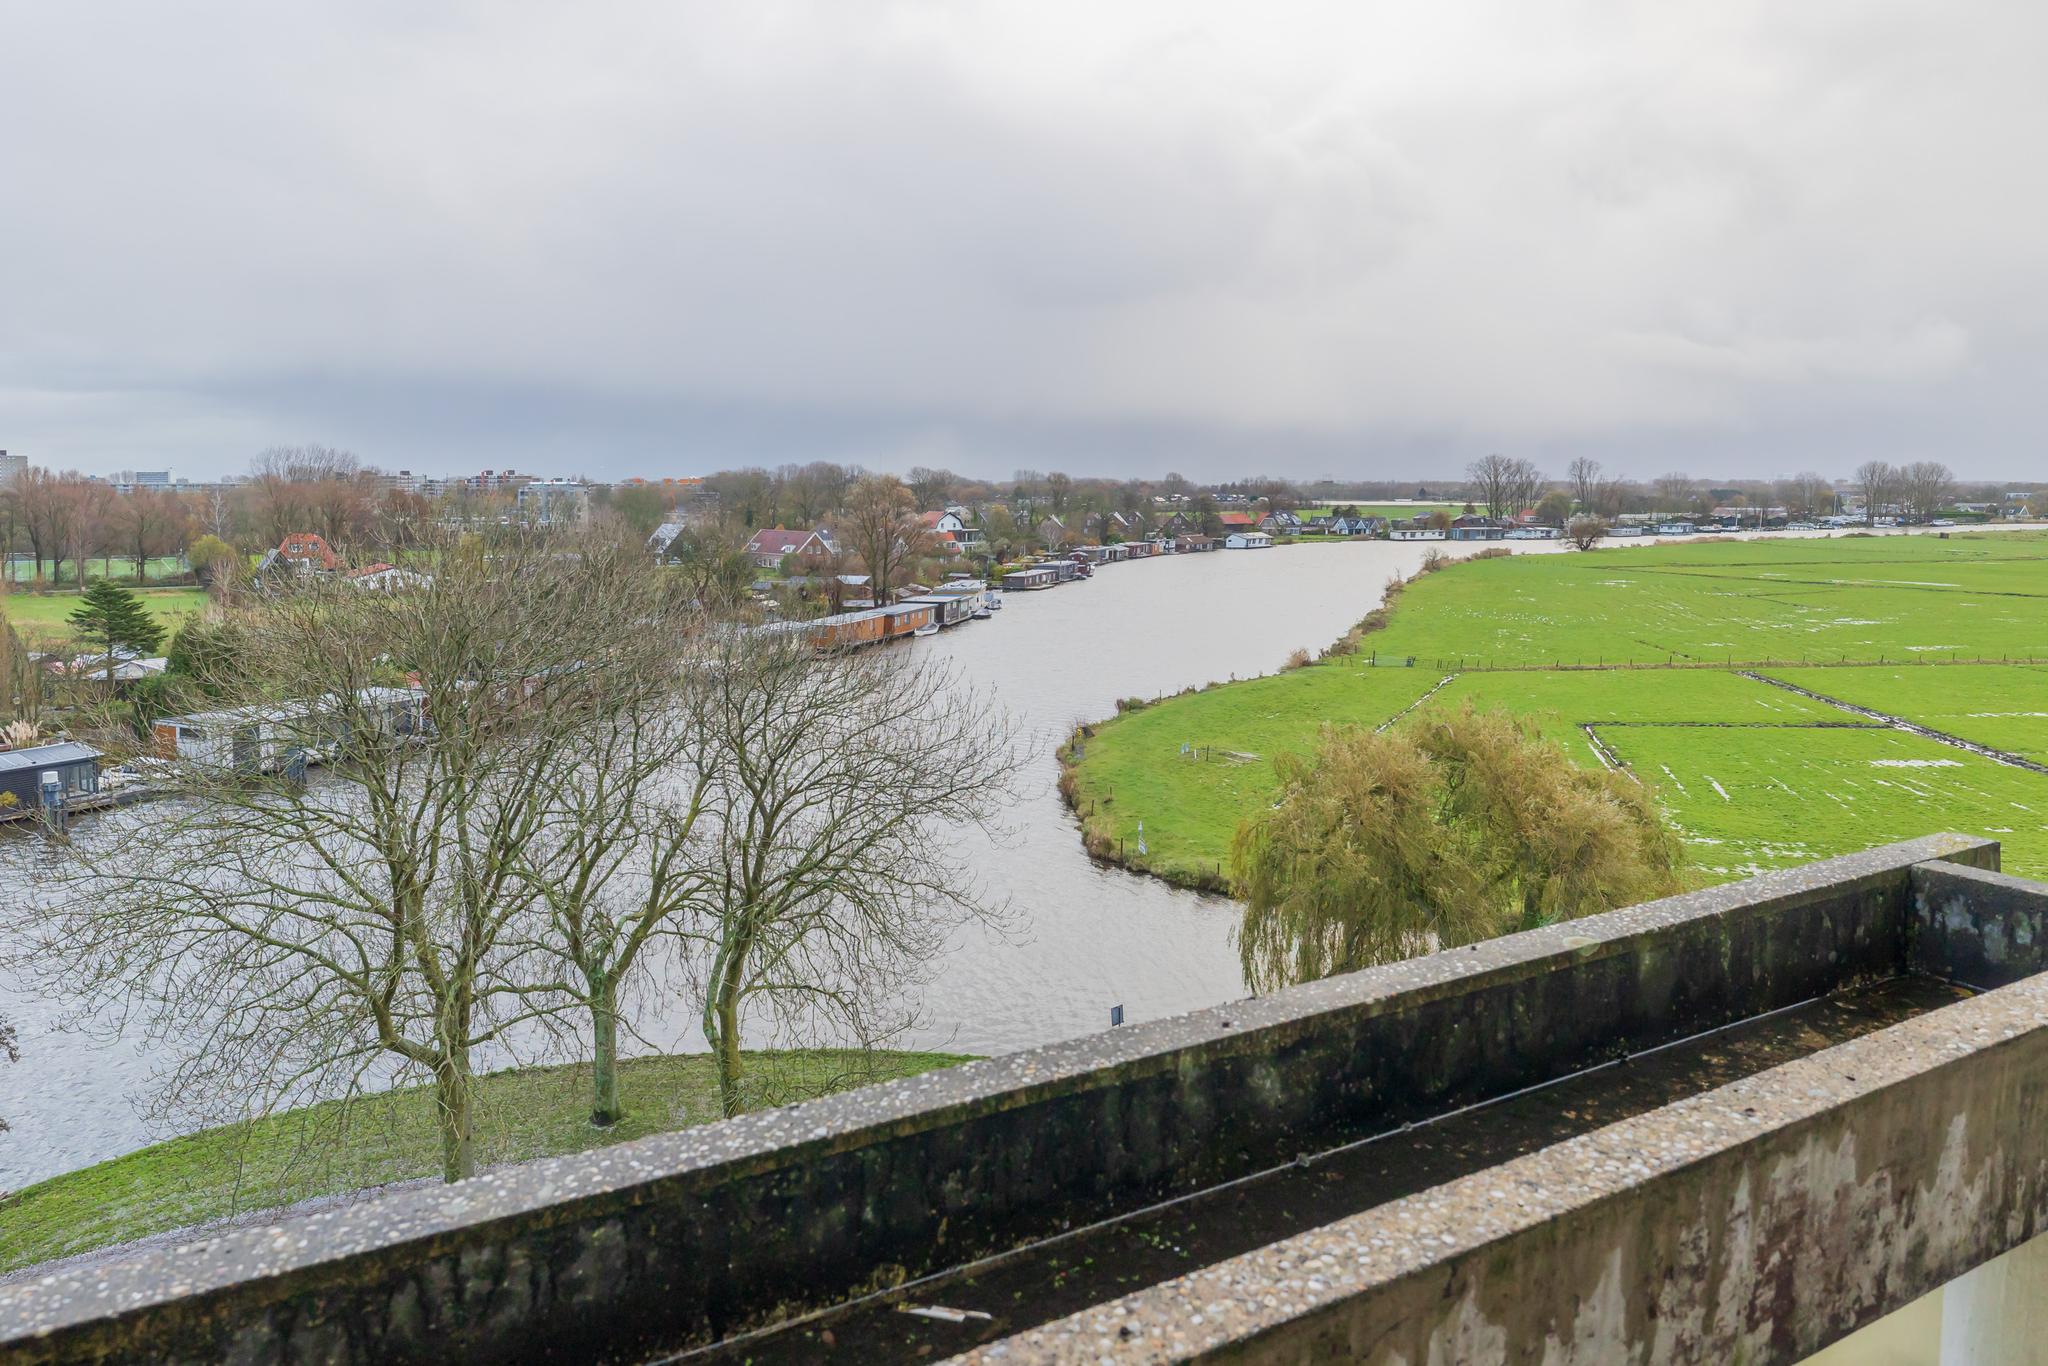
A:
[6,528,1990,1188]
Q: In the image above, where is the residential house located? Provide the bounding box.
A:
[918,509,984,555]
[1258,510,1303,534]
[936,508,985,550]
[1216,512,1257,534]
[1330,515,1382,537]
[646,521,688,559]
[257,532,342,578]
[743,527,837,570]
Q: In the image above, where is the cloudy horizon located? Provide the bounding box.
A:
[5,1,2045,484]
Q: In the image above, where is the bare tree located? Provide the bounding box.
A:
[1778,471,1833,519]
[778,462,849,525]
[513,668,719,1126]
[64,480,112,584]
[0,1010,15,1133]
[1465,454,1543,520]
[1566,515,1609,551]
[1652,472,1700,517]
[113,486,190,583]
[836,475,931,605]
[14,467,78,583]
[682,629,1019,1116]
[1901,461,1955,522]
[905,466,960,511]
[198,487,237,542]
[1855,460,1900,525]
[5,532,697,1182]
[1566,458,1602,512]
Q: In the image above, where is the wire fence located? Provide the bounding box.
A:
[1368,652,2048,673]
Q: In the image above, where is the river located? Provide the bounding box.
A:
[0,525,2023,1190]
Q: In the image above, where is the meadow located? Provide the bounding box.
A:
[1064,532,2048,890]
[1,585,209,640]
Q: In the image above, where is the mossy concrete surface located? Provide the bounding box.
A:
[0,836,2006,1364]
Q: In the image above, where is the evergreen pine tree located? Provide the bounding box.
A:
[68,580,166,687]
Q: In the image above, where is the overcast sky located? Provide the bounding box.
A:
[4,2,2045,484]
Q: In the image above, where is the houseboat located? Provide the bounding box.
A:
[899,590,978,628]
[0,741,102,817]
[1002,565,1060,591]
[153,688,426,773]
[1224,531,1274,549]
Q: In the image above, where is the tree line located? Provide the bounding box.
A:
[0,526,1019,1182]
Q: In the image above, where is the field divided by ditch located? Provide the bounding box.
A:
[1063,533,2048,888]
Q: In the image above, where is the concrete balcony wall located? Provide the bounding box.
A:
[0,834,2028,1365]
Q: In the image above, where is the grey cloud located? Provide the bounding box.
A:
[2,1,2044,481]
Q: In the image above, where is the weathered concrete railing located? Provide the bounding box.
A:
[3,833,2044,1364]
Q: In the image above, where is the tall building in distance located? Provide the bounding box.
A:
[0,451,25,485]
[515,478,590,525]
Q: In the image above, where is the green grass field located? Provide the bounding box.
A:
[1768,665,2048,764]
[1,1048,966,1274]
[1364,533,2048,666]
[1066,532,2048,891]
[0,586,209,639]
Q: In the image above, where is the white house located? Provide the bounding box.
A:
[1225,531,1274,549]
[1390,527,1447,541]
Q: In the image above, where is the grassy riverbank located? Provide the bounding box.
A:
[0,1048,966,1275]
[1064,532,2048,890]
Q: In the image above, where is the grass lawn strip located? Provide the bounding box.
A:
[0,1048,965,1275]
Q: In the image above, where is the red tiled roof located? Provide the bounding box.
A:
[1216,512,1256,528]
[278,533,340,570]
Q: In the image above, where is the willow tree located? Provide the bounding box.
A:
[4,529,699,1182]
[1233,705,1682,993]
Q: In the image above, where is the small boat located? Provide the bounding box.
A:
[984,589,1003,611]
[913,622,940,638]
